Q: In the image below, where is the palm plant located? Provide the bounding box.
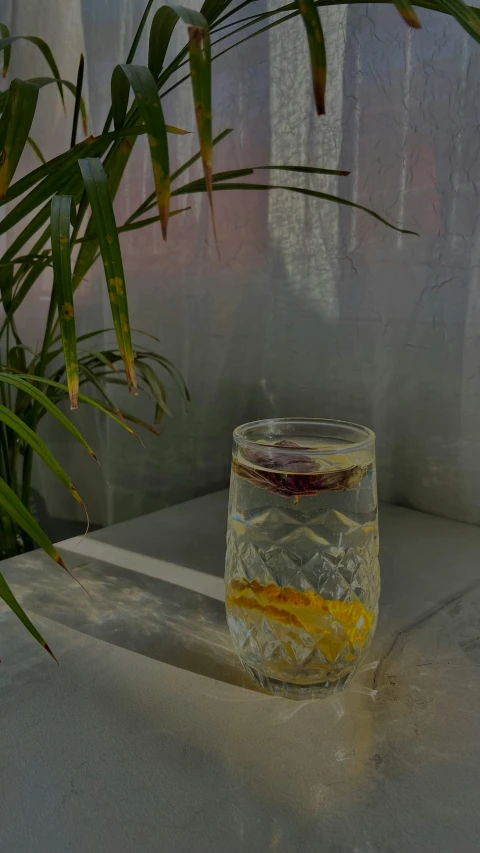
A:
[0,0,476,656]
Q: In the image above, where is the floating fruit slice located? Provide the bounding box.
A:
[226,578,374,662]
[232,457,364,499]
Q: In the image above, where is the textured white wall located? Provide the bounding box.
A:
[4,0,480,527]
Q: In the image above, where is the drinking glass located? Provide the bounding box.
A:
[225,418,380,699]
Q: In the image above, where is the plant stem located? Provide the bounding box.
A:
[5,323,12,410]
[0,420,11,485]
[0,513,21,559]
[21,443,33,510]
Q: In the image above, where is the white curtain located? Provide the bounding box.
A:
[4,0,480,529]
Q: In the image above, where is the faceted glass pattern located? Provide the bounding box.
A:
[225,419,380,699]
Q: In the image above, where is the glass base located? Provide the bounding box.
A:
[243,664,352,700]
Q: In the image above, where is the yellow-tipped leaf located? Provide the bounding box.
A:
[0,23,11,77]
[50,194,79,409]
[173,7,216,240]
[0,476,69,574]
[0,404,84,508]
[78,158,137,394]
[297,0,327,115]
[394,0,422,27]
[111,64,170,239]
[0,572,57,662]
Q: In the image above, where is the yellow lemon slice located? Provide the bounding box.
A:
[226,579,374,663]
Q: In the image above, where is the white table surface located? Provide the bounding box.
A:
[1,491,480,852]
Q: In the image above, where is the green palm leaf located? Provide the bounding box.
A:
[76,205,190,241]
[0,77,88,133]
[0,373,97,457]
[297,0,327,115]
[0,34,64,102]
[51,194,79,409]
[78,363,121,413]
[1,124,171,208]
[112,64,171,238]
[0,136,95,210]
[173,7,216,239]
[0,126,157,232]
[80,349,117,372]
[172,179,418,234]
[436,0,480,40]
[71,122,189,290]
[72,137,136,291]
[0,404,85,508]
[0,475,69,572]
[200,0,234,25]
[100,408,161,436]
[136,360,171,423]
[71,54,85,146]
[0,571,57,661]
[0,23,11,77]
[1,123,186,238]
[254,164,350,176]
[127,0,157,63]
[26,136,46,164]
[0,79,39,199]
[20,375,142,438]
[0,260,13,308]
[135,350,190,402]
[149,6,180,80]
[79,158,137,394]
[0,255,51,334]
[125,127,233,226]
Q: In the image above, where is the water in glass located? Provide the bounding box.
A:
[225,420,380,698]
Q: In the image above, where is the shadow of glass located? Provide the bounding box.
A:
[6,555,260,692]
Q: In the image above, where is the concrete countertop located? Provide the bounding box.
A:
[1,491,480,852]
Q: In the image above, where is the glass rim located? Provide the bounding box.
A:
[233,417,375,455]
